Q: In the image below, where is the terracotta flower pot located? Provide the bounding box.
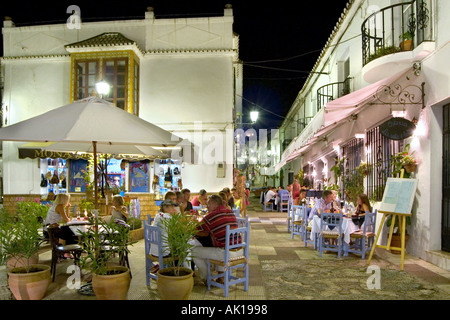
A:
[404,163,417,173]
[157,267,194,300]
[389,234,410,254]
[92,266,131,300]
[8,264,51,300]
[6,254,39,270]
[400,39,413,51]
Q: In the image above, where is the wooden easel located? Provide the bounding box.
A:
[367,210,408,270]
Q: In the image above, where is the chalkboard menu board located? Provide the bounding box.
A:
[379,117,416,140]
[379,178,418,215]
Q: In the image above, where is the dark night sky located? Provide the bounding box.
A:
[0,0,350,129]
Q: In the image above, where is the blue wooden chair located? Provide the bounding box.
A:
[318,211,344,258]
[147,215,154,225]
[237,216,248,228]
[290,205,304,239]
[279,194,290,213]
[233,207,240,218]
[206,223,250,297]
[303,207,317,249]
[286,196,294,232]
[347,210,377,259]
[263,200,274,212]
[144,221,172,285]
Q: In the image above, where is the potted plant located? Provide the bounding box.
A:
[77,216,136,300]
[0,201,51,300]
[399,31,413,51]
[391,144,417,176]
[386,214,411,254]
[127,217,144,242]
[156,212,200,300]
[343,170,365,204]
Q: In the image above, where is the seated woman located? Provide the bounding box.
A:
[165,191,180,213]
[151,200,200,270]
[191,189,208,207]
[353,194,372,228]
[219,191,232,210]
[111,195,129,222]
[43,193,78,245]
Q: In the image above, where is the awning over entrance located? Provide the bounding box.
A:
[323,68,413,127]
[275,66,422,167]
[18,142,170,161]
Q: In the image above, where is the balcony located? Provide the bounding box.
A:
[317,78,352,112]
[361,0,433,82]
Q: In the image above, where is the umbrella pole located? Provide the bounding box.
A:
[93,141,98,209]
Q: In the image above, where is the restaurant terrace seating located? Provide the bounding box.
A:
[237,216,248,228]
[318,212,344,259]
[263,201,274,212]
[291,204,304,239]
[279,194,290,213]
[233,207,241,218]
[47,225,83,282]
[303,208,317,249]
[206,223,250,297]
[144,221,173,285]
[348,210,377,259]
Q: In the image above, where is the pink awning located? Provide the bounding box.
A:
[323,68,411,127]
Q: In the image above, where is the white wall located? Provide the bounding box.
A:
[139,55,234,127]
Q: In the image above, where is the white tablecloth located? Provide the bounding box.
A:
[310,215,359,244]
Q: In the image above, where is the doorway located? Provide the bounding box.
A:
[443,104,450,252]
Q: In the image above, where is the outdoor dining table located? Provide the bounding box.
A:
[310,214,360,255]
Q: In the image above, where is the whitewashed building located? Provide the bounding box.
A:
[1,5,241,204]
[275,0,449,269]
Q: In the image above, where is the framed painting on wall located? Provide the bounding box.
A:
[129,161,150,192]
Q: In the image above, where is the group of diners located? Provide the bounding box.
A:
[150,187,245,286]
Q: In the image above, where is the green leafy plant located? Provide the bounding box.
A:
[127,216,142,230]
[367,45,402,63]
[158,212,200,276]
[295,169,304,186]
[330,156,345,183]
[79,198,95,214]
[78,217,136,275]
[386,214,411,235]
[399,30,413,41]
[391,144,416,177]
[343,171,365,204]
[0,202,48,270]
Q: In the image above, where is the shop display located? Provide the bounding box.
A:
[41,158,67,196]
[154,159,182,197]
[68,159,88,193]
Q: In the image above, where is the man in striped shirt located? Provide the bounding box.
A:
[192,194,241,283]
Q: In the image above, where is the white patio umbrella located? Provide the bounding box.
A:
[0,96,184,207]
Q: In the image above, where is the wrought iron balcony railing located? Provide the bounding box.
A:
[317,78,352,112]
[362,0,432,66]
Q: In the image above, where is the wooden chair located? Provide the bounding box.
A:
[206,223,250,297]
[233,207,240,218]
[279,194,290,213]
[47,225,83,282]
[236,216,248,228]
[347,210,377,259]
[303,208,317,249]
[318,211,344,258]
[263,201,274,212]
[290,205,304,239]
[144,221,173,285]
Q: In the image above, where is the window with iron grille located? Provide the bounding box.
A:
[342,138,364,176]
[366,126,404,201]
